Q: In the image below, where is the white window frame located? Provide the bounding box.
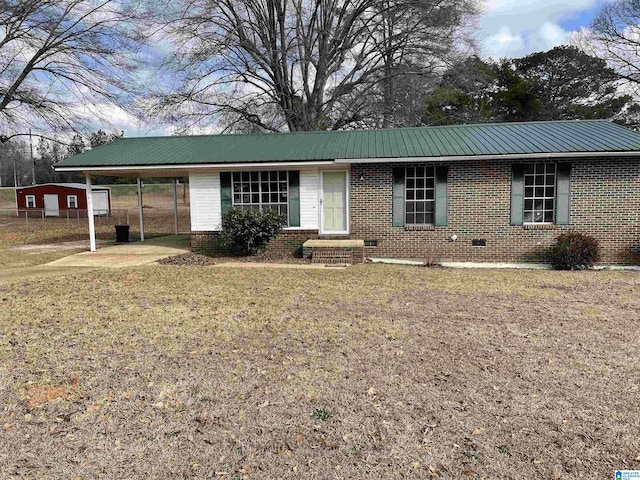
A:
[524,163,556,224]
[231,170,290,226]
[25,195,36,208]
[67,195,78,209]
[405,166,436,226]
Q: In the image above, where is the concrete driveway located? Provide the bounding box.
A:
[43,235,190,268]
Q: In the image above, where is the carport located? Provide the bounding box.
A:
[55,166,188,252]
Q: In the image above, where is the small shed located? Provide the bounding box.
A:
[16,183,111,217]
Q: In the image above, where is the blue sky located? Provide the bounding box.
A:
[479,0,606,58]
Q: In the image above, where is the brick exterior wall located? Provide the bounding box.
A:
[191,229,319,256]
[190,157,640,264]
[350,158,640,264]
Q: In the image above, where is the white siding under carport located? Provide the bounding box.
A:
[189,169,321,231]
[189,173,221,231]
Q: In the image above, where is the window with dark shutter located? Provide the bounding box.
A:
[392,165,448,227]
[511,162,571,226]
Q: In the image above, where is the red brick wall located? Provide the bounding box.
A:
[191,229,319,256]
[350,158,640,264]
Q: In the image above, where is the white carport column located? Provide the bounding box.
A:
[173,179,179,235]
[137,177,145,242]
[85,174,96,252]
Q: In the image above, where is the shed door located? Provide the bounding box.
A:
[43,194,59,217]
[92,191,109,215]
[321,171,348,234]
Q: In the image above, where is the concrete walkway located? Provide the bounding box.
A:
[43,235,190,268]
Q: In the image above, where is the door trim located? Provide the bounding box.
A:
[319,169,349,235]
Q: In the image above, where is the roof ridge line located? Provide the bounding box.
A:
[116,119,609,141]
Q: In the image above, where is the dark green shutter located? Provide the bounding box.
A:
[434,166,449,226]
[288,171,300,227]
[220,172,232,217]
[392,167,405,227]
[555,163,571,225]
[510,164,525,226]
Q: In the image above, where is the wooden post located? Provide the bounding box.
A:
[86,174,96,252]
[173,179,179,235]
[137,177,144,242]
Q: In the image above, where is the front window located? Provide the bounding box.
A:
[232,171,289,222]
[25,195,36,208]
[67,195,78,208]
[405,166,435,226]
[524,163,556,223]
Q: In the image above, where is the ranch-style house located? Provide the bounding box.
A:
[55,120,640,265]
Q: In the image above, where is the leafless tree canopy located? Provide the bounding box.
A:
[149,0,481,132]
[0,0,142,139]
[588,0,640,88]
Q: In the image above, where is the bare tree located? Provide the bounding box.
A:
[0,138,29,186]
[147,0,481,133]
[585,0,640,89]
[0,0,143,140]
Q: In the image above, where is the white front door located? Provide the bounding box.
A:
[321,171,348,234]
[43,194,59,217]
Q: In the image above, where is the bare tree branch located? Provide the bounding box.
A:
[0,0,145,137]
[145,0,481,132]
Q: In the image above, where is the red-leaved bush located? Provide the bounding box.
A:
[548,230,600,270]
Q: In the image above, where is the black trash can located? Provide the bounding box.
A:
[115,224,130,243]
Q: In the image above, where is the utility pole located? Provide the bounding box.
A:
[12,152,17,189]
[13,152,18,216]
[29,129,35,185]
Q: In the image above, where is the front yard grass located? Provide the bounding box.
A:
[0,265,639,479]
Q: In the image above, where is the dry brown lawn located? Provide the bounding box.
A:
[0,264,639,479]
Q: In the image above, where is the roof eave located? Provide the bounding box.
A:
[337,151,640,163]
[54,150,640,173]
[54,160,337,172]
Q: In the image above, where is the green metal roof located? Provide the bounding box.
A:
[57,120,640,169]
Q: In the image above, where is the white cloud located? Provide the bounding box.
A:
[483,26,525,59]
[529,22,571,53]
[479,0,601,58]
[69,102,161,137]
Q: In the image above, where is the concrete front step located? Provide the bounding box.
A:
[303,239,365,265]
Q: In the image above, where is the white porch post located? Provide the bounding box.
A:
[85,174,96,252]
[173,179,179,235]
[137,177,145,242]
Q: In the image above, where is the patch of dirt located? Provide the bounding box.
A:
[23,378,81,409]
[157,252,216,266]
[0,233,19,242]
